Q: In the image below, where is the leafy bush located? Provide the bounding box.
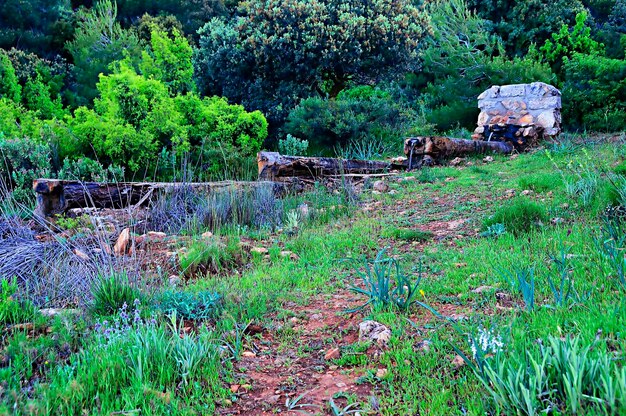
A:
[562,52,626,132]
[484,198,548,235]
[0,278,36,325]
[286,86,417,153]
[278,134,308,156]
[158,290,222,320]
[90,273,143,317]
[195,0,429,126]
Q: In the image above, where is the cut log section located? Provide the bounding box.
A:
[33,179,296,217]
[258,151,406,180]
[403,136,514,168]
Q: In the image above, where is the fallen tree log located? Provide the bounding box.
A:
[33,179,296,217]
[258,151,406,180]
[403,136,514,168]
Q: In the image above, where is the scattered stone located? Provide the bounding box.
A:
[289,317,299,324]
[551,217,564,225]
[251,247,269,255]
[416,339,431,353]
[450,157,464,167]
[169,275,181,286]
[376,368,388,378]
[201,231,213,239]
[335,382,347,388]
[454,262,467,268]
[359,320,391,346]
[230,384,240,393]
[39,308,79,317]
[452,355,466,368]
[266,394,281,404]
[310,313,323,320]
[328,365,338,371]
[471,285,495,294]
[504,189,517,198]
[241,351,256,358]
[298,203,310,219]
[373,180,390,193]
[113,228,131,256]
[241,384,252,390]
[483,156,494,163]
[521,189,534,196]
[73,248,90,261]
[324,348,341,360]
[280,251,300,261]
[147,231,167,239]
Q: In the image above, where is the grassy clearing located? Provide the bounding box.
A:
[1,136,626,414]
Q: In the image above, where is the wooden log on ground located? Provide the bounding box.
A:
[33,179,296,217]
[257,152,406,180]
[403,136,514,168]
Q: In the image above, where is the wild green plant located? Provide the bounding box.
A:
[158,290,222,320]
[90,272,143,317]
[279,134,309,156]
[285,393,318,413]
[383,227,433,242]
[547,245,574,307]
[329,397,363,415]
[346,248,423,312]
[596,217,626,289]
[479,336,626,415]
[0,278,36,325]
[499,267,535,312]
[479,223,506,238]
[180,236,245,277]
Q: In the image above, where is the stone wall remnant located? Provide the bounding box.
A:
[473,82,561,141]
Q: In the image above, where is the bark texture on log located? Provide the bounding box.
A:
[33,179,294,217]
[258,152,404,180]
[403,136,514,167]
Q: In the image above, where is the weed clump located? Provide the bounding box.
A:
[0,278,37,325]
[90,273,143,317]
[179,237,247,277]
[383,227,433,242]
[484,198,547,235]
[158,290,222,320]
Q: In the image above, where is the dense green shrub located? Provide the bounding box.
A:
[278,134,308,156]
[180,237,247,277]
[286,86,418,152]
[562,53,626,132]
[484,198,548,235]
[195,0,429,126]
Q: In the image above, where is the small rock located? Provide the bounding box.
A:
[280,251,300,261]
[169,275,181,286]
[241,384,252,390]
[230,384,240,393]
[359,320,391,346]
[483,156,494,163]
[416,339,431,353]
[73,248,90,261]
[241,351,256,358]
[266,394,281,404]
[335,382,347,388]
[471,285,495,294]
[504,189,516,198]
[147,231,167,239]
[376,368,388,378]
[551,217,564,225]
[452,355,466,368]
[521,189,534,196]
[373,180,390,193]
[113,228,131,256]
[310,313,323,320]
[328,365,338,371]
[298,203,310,219]
[201,231,213,239]
[449,157,465,167]
[251,247,269,255]
[324,348,341,360]
[289,317,299,324]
